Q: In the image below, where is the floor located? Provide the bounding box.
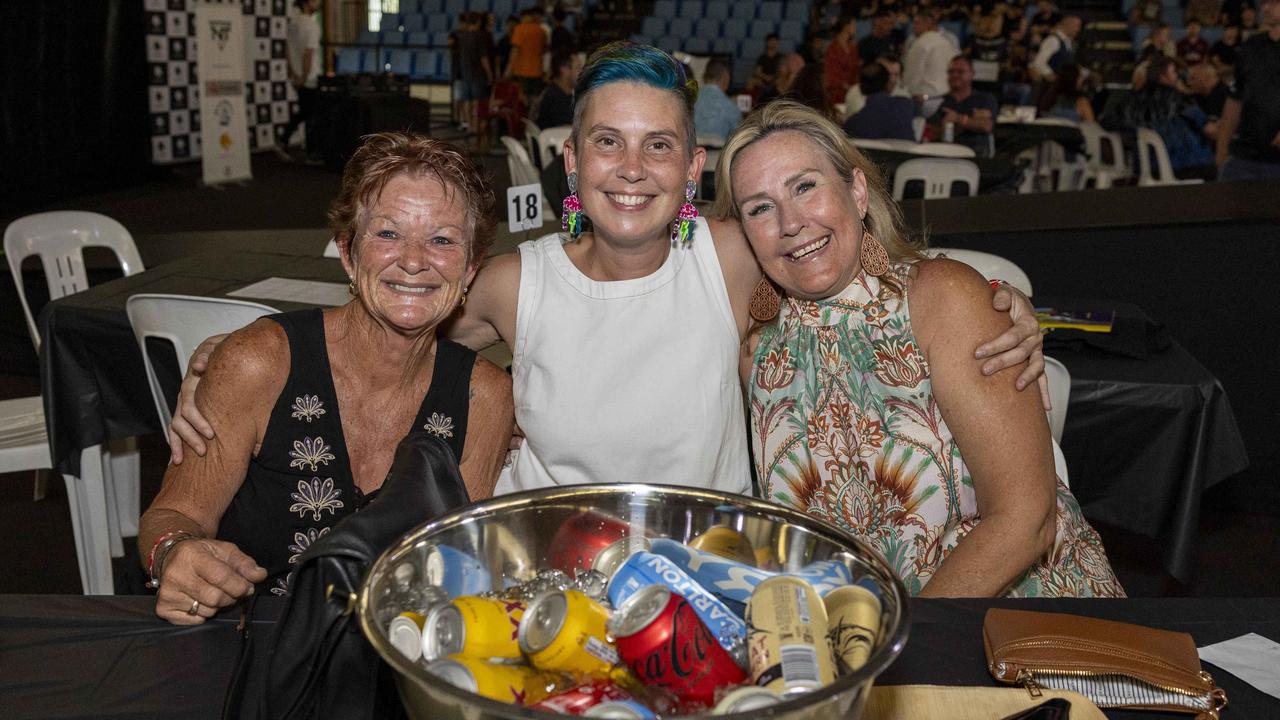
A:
[3,150,1276,598]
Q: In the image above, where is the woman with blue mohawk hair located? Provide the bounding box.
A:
[170,43,1048,498]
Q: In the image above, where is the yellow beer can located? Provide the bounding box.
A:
[745,576,836,695]
[519,589,619,676]
[423,595,527,662]
[688,525,758,567]
[822,581,882,675]
[426,655,556,705]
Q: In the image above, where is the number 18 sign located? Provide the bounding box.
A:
[506,183,545,231]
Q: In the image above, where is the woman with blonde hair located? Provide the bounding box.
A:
[715,101,1124,598]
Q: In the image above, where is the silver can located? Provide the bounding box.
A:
[713,686,785,713]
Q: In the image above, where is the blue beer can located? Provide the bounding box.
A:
[606,551,748,663]
[648,538,851,613]
[425,543,491,598]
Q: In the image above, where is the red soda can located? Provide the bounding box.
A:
[548,510,632,575]
[608,583,747,708]
[530,682,634,715]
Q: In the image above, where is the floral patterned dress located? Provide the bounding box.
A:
[750,265,1125,597]
[217,309,474,596]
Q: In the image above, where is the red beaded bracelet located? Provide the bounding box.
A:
[989,278,1007,289]
[146,530,185,577]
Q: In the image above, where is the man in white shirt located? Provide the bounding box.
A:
[903,7,958,100]
[277,0,322,163]
[1030,15,1081,83]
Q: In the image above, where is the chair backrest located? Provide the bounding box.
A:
[125,293,279,436]
[928,247,1033,296]
[522,118,542,167]
[1044,356,1071,444]
[4,211,145,349]
[1052,438,1070,489]
[892,158,980,200]
[501,136,541,187]
[912,142,977,158]
[538,125,572,169]
[1136,126,1177,185]
[323,238,340,258]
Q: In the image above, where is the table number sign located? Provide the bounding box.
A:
[506,183,545,232]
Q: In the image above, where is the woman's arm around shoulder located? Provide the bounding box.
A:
[458,354,515,501]
[705,217,765,341]
[444,252,521,351]
[908,258,1058,597]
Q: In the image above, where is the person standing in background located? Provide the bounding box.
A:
[751,34,783,91]
[1177,20,1211,65]
[859,10,900,64]
[276,0,322,163]
[825,16,862,106]
[455,13,494,149]
[535,49,581,129]
[694,58,744,141]
[1030,15,1081,84]
[495,15,518,78]
[1216,0,1280,180]
[550,9,577,55]
[903,7,958,100]
[510,8,548,97]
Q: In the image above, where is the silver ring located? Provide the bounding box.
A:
[187,599,201,616]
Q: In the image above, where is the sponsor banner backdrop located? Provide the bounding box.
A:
[196,2,251,183]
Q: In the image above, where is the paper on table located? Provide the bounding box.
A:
[227,277,350,307]
[1198,633,1280,700]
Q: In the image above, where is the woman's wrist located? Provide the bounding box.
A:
[146,530,198,589]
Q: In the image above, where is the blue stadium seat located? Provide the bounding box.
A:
[654,0,677,18]
[359,48,378,72]
[779,20,803,42]
[357,30,379,45]
[401,0,422,13]
[466,0,492,11]
[632,34,653,45]
[642,17,668,37]
[712,37,736,54]
[403,14,427,32]
[759,2,783,22]
[380,15,402,32]
[410,50,436,80]
[439,52,452,80]
[656,35,681,52]
[381,30,406,46]
[740,38,765,59]
[722,17,748,39]
[407,31,431,46]
[750,19,775,39]
[705,1,730,21]
[680,1,704,19]
[387,49,414,76]
[730,4,756,21]
[778,38,796,54]
[493,0,513,18]
[669,17,694,37]
[784,2,808,22]
[445,0,466,16]
[336,47,363,74]
[427,14,449,33]
[694,18,721,37]
[433,31,451,46]
[686,37,710,54]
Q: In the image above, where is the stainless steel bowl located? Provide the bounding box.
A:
[359,484,910,720]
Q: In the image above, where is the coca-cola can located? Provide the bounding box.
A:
[548,510,633,575]
[530,682,633,715]
[609,583,747,708]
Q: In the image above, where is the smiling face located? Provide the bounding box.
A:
[564,82,705,249]
[342,173,477,335]
[731,131,870,300]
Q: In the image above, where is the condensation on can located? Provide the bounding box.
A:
[582,699,657,719]
[519,589,619,676]
[745,576,836,695]
[712,686,785,714]
[689,526,757,567]
[822,580,882,675]
[389,611,426,661]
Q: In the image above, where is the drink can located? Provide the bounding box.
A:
[422,595,527,662]
[746,576,836,695]
[648,539,852,614]
[425,543,490,598]
[591,536,651,581]
[823,578,882,675]
[389,611,427,661]
[609,583,747,707]
[425,655,557,705]
[530,681,634,714]
[689,526,758,567]
[519,589,620,676]
[712,686,785,714]
[606,551,748,666]
[943,121,955,143]
[582,700,658,719]
[548,510,634,575]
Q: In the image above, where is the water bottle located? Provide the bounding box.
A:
[943,121,955,143]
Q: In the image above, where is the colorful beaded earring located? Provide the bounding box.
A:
[671,179,698,247]
[562,171,584,240]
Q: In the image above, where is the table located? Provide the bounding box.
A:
[995,120,1087,158]
[1038,298,1249,584]
[859,147,1023,194]
[2,595,1275,719]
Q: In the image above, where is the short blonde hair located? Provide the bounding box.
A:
[713,100,924,296]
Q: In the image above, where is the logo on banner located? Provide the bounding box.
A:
[215,100,233,126]
[210,20,232,52]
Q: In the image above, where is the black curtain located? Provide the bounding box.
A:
[0,0,151,216]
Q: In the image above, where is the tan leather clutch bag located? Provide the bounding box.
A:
[983,608,1228,719]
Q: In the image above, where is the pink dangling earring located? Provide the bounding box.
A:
[671,179,699,247]
[562,171,584,240]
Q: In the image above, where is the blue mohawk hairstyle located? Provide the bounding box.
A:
[570,41,700,154]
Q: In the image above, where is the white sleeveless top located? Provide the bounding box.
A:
[495,221,752,496]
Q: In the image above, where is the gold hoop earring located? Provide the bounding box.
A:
[860,229,889,277]
[459,289,468,307]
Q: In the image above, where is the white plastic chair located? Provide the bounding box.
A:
[323,237,340,258]
[1052,439,1071,489]
[927,248,1033,297]
[892,158,980,200]
[4,210,145,594]
[538,125,572,169]
[126,294,281,435]
[912,142,977,158]
[522,119,543,168]
[1044,356,1071,444]
[501,136,555,221]
[1079,122,1130,189]
[1136,127,1205,187]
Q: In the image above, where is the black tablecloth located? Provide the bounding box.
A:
[2,595,1275,719]
[859,148,1023,195]
[38,250,347,476]
[1038,298,1249,583]
[995,122,1087,158]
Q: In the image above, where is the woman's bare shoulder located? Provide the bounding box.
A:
[469,353,513,400]
[908,258,1007,340]
[199,318,290,402]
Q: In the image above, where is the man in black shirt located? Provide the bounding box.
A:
[930,56,999,156]
[859,11,899,64]
[535,50,580,129]
[1217,0,1280,180]
[752,34,782,90]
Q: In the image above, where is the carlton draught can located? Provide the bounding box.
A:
[648,538,851,615]
[425,655,557,705]
[519,589,620,676]
[746,576,836,695]
[425,543,490,598]
[606,551,748,666]
[609,584,747,708]
[422,595,527,662]
[823,578,882,675]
